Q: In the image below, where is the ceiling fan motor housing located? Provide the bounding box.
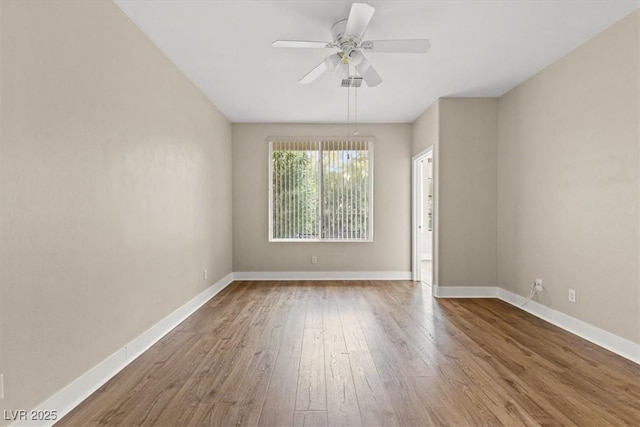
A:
[332,19,359,59]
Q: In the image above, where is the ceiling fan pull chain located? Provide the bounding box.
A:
[355,79,359,135]
[347,73,350,129]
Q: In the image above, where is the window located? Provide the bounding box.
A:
[269,138,373,242]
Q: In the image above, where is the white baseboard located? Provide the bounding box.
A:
[17,273,235,427]
[233,271,412,281]
[496,288,640,364]
[19,276,637,427]
[18,271,407,426]
[433,285,640,365]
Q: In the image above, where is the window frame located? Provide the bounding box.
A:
[268,137,375,243]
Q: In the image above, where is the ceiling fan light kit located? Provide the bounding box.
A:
[273,2,431,87]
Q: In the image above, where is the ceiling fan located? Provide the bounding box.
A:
[273,3,431,87]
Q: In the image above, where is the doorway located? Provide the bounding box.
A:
[412,147,435,289]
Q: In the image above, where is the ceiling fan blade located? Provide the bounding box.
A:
[355,53,382,87]
[273,40,333,48]
[362,39,431,53]
[335,62,349,80]
[299,60,329,84]
[344,3,375,40]
[324,53,342,72]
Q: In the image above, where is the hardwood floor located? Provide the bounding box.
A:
[58,281,640,426]
[421,261,432,286]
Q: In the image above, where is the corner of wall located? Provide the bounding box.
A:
[495,10,640,344]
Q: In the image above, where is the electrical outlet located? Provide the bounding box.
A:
[311,256,317,264]
[203,270,207,280]
[534,278,543,292]
[568,289,576,303]
[0,373,4,399]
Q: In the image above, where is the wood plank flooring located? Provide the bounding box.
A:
[58,281,640,426]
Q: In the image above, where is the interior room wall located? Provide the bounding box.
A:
[412,100,439,156]
[232,123,412,274]
[412,98,498,288]
[438,98,498,288]
[497,10,639,344]
[0,0,232,418]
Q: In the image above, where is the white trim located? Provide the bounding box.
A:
[20,277,637,427]
[268,140,274,242]
[17,273,235,427]
[233,271,411,281]
[411,147,434,283]
[269,238,373,243]
[497,288,640,364]
[267,136,375,142]
[421,253,432,261]
[432,285,640,364]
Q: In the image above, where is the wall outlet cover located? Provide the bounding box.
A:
[534,279,543,291]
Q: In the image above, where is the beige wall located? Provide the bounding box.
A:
[439,98,498,287]
[412,100,439,156]
[232,123,411,273]
[0,0,232,417]
[411,98,498,288]
[497,11,639,343]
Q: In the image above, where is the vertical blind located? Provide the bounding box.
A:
[269,138,373,242]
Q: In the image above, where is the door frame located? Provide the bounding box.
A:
[411,146,436,288]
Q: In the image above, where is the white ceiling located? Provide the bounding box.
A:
[114,1,639,123]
